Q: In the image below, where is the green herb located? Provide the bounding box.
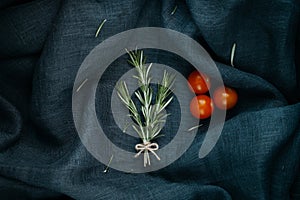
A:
[171,5,178,15]
[187,124,203,132]
[95,19,107,38]
[103,154,114,173]
[116,50,175,166]
[231,43,236,67]
[76,78,88,92]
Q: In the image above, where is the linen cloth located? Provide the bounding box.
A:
[0,0,299,199]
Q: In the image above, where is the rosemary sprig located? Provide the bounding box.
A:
[117,50,175,143]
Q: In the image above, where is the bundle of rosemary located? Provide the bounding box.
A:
[117,50,175,167]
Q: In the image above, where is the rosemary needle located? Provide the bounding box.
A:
[103,155,114,173]
[76,78,88,92]
[187,124,203,132]
[230,43,236,67]
[95,19,107,38]
[171,5,178,15]
[122,122,132,133]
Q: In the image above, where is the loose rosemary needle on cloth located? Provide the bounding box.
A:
[116,50,175,167]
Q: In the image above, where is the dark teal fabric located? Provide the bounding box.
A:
[0,0,300,199]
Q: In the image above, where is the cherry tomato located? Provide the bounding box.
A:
[188,70,210,94]
[213,86,238,110]
[190,95,213,119]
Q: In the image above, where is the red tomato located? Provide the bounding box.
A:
[213,86,238,110]
[190,95,213,119]
[188,70,210,94]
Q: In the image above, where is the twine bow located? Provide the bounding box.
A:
[134,141,161,167]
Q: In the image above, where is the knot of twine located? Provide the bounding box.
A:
[134,141,161,167]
